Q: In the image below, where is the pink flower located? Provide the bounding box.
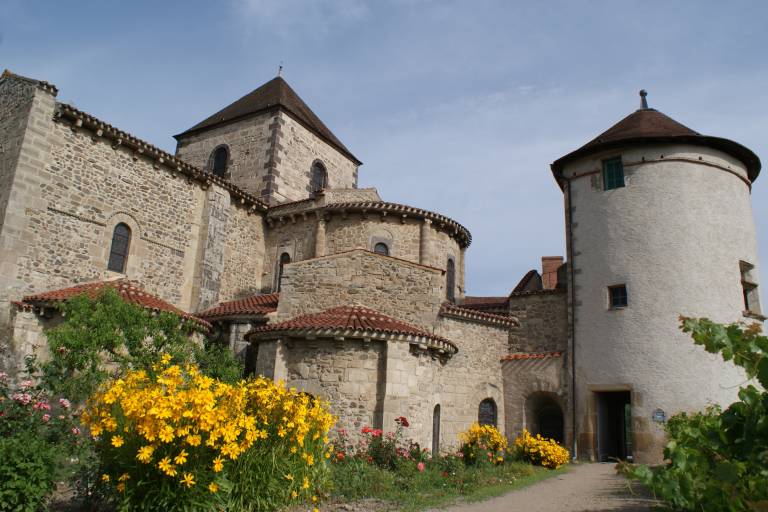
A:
[71,427,81,436]
[19,380,34,390]
[59,398,71,409]
[417,462,425,472]
[33,401,51,411]
[12,393,32,405]
[41,414,51,423]
[371,429,383,438]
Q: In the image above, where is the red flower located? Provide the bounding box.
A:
[371,429,383,437]
[395,416,410,427]
[361,426,372,434]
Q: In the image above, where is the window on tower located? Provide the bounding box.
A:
[602,157,625,190]
[107,223,131,273]
[310,161,327,195]
[608,284,628,309]
[740,261,761,316]
[373,242,390,256]
[446,258,456,303]
[211,146,229,177]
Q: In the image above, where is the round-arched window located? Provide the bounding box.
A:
[373,242,390,256]
[310,161,327,194]
[107,223,131,273]
[478,398,497,427]
[211,146,229,177]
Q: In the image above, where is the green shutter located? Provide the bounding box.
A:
[602,158,625,190]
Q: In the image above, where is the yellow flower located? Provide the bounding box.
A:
[181,472,195,487]
[158,457,177,477]
[212,456,224,473]
[160,353,173,365]
[302,476,310,489]
[174,449,188,465]
[118,473,130,482]
[136,445,154,463]
[101,474,110,483]
[116,482,126,493]
[291,491,298,499]
[208,482,218,493]
[111,435,124,448]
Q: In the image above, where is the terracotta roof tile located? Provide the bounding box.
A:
[501,351,563,361]
[198,293,279,320]
[21,279,210,330]
[440,303,517,327]
[248,305,457,353]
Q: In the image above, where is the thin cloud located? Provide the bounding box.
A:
[233,0,370,37]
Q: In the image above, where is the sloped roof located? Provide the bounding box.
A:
[197,293,279,321]
[440,302,517,327]
[247,305,457,353]
[551,107,761,182]
[20,279,210,330]
[175,76,360,164]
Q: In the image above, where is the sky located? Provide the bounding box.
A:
[2,0,767,297]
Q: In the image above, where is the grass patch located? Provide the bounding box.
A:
[330,460,567,511]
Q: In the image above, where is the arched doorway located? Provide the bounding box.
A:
[525,392,564,444]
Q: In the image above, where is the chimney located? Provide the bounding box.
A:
[541,256,564,290]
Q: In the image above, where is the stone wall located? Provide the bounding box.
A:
[218,205,266,303]
[502,356,567,442]
[435,317,508,445]
[276,250,445,330]
[272,111,358,204]
[507,290,568,352]
[174,112,274,199]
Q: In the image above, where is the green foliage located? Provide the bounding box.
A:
[0,374,86,512]
[193,342,244,385]
[626,318,768,511]
[35,288,198,402]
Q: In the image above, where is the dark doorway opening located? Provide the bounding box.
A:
[596,391,632,462]
[525,392,564,444]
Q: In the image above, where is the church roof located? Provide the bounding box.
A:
[247,305,457,353]
[197,293,279,321]
[17,279,210,331]
[551,105,761,183]
[175,76,361,165]
[501,351,563,362]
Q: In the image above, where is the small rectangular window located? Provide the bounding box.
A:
[603,157,625,190]
[740,261,761,315]
[608,285,628,309]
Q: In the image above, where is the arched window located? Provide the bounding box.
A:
[211,146,228,177]
[432,404,441,455]
[310,161,327,194]
[373,242,390,256]
[107,223,131,273]
[478,398,497,427]
[276,252,291,292]
[446,258,456,302]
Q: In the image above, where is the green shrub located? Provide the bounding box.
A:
[626,318,768,511]
[0,373,85,512]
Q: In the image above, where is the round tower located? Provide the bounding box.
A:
[551,92,763,463]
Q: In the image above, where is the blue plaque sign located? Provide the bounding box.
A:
[652,408,666,423]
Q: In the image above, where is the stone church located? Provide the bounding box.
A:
[0,70,762,463]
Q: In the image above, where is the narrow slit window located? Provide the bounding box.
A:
[603,157,625,190]
[478,398,498,427]
[740,261,761,315]
[608,284,628,309]
[446,258,456,303]
[108,223,131,273]
[310,162,327,195]
[277,252,291,292]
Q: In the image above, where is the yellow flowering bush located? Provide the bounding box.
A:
[458,423,508,465]
[513,429,570,469]
[81,355,335,511]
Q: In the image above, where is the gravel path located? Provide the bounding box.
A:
[432,463,661,512]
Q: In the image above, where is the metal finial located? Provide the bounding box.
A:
[639,89,648,109]
[278,61,283,77]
